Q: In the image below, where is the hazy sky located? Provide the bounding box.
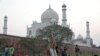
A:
[0,0,100,46]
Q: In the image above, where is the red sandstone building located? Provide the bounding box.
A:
[0,34,100,56]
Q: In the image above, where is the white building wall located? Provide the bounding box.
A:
[73,41,88,47]
[27,21,51,37]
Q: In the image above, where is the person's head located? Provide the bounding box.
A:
[55,46,58,49]
[5,45,8,47]
[94,54,98,56]
[64,47,67,51]
[75,45,78,47]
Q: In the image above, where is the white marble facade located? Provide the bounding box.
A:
[27,4,93,47]
[27,5,59,37]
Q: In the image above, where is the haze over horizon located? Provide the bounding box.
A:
[0,0,100,46]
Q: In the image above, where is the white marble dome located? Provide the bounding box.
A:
[77,34,83,40]
[41,7,59,23]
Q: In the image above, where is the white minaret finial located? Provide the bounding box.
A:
[62,4,68,27]
[49,4,51,9]
[3,16,8,34]
[86,21,90,38]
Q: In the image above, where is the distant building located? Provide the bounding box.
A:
[72,21,93,47]
[1,4,93,47]
[0,34,99,56]
[27,4,69,37]
[27,4,93,47]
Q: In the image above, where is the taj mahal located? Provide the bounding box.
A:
[2,4,93,47]
[26,4,93,47]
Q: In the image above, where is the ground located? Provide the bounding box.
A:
[69,53,100,56]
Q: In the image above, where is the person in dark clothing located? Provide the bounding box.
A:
[75,45,80,56]
[94,54,98,56]
[55,46,59,54]
[62,47,67,56]
[55,46,61,56]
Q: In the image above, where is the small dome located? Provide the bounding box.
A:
[33,21,37,24]
[77,34,83,40]
[86,21,89,23]
[41,7,59,23]
[62,4,66,7]
[4,16,8,18]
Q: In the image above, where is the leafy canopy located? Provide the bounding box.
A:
[36,24,73,43]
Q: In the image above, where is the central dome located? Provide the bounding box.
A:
[41,7,59,23]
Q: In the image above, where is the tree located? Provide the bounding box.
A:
[97,45,100,48]
[20,38,48,56]
[20,38,36,55]
[0,38,7,47]
[36,24,73,46]
[0,38,8,54]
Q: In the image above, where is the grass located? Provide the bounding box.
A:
[68,53,100,56]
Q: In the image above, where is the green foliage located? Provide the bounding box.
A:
[20,38,36,55]
[37,24,73,46]
[0,38,7,47]
[20,38,48,56]
[0,38,8,54]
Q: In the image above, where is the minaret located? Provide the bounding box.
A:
[86,21,92,47]
[86,21,90,38]
[27,25,28,37]
[62,4,68,27]
[3,16,8,34]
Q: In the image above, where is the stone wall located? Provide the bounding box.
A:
[65,44,100,54]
